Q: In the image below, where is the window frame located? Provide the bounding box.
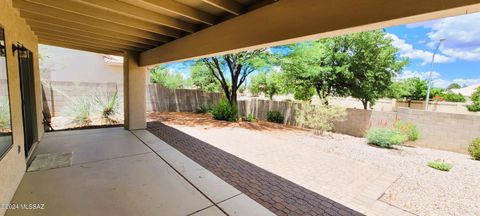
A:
[0,26,15,160]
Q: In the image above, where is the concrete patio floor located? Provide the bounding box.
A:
[6,127,274,216]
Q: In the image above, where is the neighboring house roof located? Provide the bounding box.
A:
[451,84,480,97]
[103,55,123,66]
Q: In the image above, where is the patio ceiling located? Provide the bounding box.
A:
[11,0,480,64]
[12,0,273,55]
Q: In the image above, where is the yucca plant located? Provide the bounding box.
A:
[64,96,92,125]
[95,91,119,123]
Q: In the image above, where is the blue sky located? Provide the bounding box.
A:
[385,12,480,88]
[165,13,480,88]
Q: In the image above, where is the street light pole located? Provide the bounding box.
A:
[425,39,446,111]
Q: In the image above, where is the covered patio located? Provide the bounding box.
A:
[2,0,480,215]
[7,127,274,216]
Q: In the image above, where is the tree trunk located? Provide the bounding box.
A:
[362,99,368,110]
[230,92,238,106]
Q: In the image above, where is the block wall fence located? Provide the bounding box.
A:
[42,82,479,154]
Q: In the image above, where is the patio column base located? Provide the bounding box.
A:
[123,51,147,130]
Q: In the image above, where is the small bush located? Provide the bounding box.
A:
[295,104,347,135]
[466,102,480,112]
[393,120,420,141]
[427,160,452,172]
[195,104,212,114]
[210,98,238,122]
[366,127,407,148]
[242,113,256,122]
[468,138,480,160]
[266,111,284,123]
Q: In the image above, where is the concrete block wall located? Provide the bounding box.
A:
[397,108,480,154]
[238,99,479,154]
[42,81,123,116]
[333,109,397,137]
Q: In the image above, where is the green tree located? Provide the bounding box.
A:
[199,49,272,106]
[467,87,480,112]
[190,61,222,92]
[347,30,408,109]
[471,87,480,102]
[249,70,284,100]
[447,83,461,90]
[150,65,189,89]
[441,92,466,102]
[281,39,352,105]
[385,77,444,106]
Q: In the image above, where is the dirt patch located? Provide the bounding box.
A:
[147,112,306,132]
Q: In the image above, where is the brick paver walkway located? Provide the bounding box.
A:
[147,122,362,216]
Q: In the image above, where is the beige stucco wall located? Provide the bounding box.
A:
[0,0,42,214]
[39,45,123,83]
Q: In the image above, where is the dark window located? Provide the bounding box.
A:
[0,27,14,159]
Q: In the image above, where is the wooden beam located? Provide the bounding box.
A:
[25,0,184,38]
[38,34,143,52]
[39,39,123,55]
[140,0,480,66]
[28,21,156,49]
[33,29,150,51]
[141,0,217,25]
[20,11,163,46]
[202,0,245,15]
[14,0,172,42]
[78,0,197,33]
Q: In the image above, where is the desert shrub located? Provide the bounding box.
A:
[393,120,420,141]
[95,91,119,122]
[295,104,347,135]
[466,102,480,112]
[366,127,407,148]
[442,92,466,102]
[468,138,480,160]
[210,98,238,122]
[195,104,213,114]
[0,97,11,130]
[242,113,256,122]
[266,111,284,123]
[64,96,92,125]
[427,160,452,172]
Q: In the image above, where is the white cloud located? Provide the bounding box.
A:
[442,48,480,61]
[451,78,480,87]
[432,79,449,88]
[396,70,440,80]
[386,33,453,65]
[426,13,480,61]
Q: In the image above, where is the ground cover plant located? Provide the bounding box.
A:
[427,160,453,172]
[366,127,407,148]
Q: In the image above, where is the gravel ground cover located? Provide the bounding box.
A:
[149,112,480,216]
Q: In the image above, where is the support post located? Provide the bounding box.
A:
[123,51,147,130]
